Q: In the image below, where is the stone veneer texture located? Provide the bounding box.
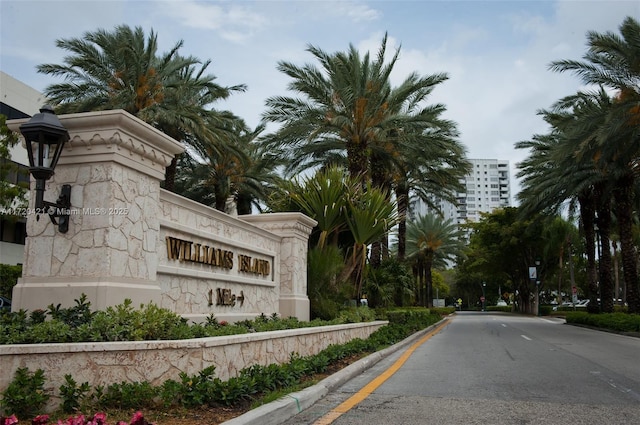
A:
[0,321,387,411]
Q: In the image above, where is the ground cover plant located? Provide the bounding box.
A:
[1,309,443,423]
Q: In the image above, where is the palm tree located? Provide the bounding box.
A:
[36,24,245,190]
[261,33,450,182]
[174,120,283,214]
[393,125,470,261]
[549,16,640,313]
[517,90,617,313]
[261,34,467,267]
[405,213,465,307]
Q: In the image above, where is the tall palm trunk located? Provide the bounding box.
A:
[164,156,178,192]
[395,182,409,261]
[425,251,434,308]
[369,154,387,268]
[595,191,614,313]
[579,192,598,307]
[613,173,640,313]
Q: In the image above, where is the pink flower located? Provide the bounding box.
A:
[32,415,49,425]
[219,320,228,326]
[91,413,106,425]
[4,415,19,425]
[129,412,144,425]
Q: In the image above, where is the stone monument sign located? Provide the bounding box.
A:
[7,109,315,322]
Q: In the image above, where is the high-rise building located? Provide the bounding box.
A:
[411,158,511,225]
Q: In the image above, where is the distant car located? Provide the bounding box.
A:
[496,300,508,307]
[575,299,590,308]
[0,296,11,311]
[553,301,577,311]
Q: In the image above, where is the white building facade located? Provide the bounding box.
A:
[412,158,511,225]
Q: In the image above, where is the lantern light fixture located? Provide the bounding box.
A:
[19,105,72,233]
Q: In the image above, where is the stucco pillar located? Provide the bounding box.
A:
[7,110,184,311]
[241,213,316,321]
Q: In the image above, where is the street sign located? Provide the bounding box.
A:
[457,298,462,305]
[572,286,577,294]
[529,267,537,279]
[480,296,485,302]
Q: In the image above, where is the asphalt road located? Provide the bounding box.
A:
[280,312,640,425]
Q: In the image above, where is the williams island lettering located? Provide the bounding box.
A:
[166,236,234,269]
[165,236,272,276]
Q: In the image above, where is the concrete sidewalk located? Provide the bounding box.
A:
[221,319,447,425]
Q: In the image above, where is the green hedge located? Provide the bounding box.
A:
[565,312,640,333]
[486,306,512,312]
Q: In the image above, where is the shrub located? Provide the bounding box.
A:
[486,306,511,312]
[364,258,414,307]
[306,245,350,320]
[539,305,553,316]
[1,367,50,419]
[59,375,92,414]
[566,312,640,333]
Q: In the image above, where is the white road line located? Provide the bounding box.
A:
[521,335,532,341]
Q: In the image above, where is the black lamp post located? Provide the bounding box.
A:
[19,105,71,233]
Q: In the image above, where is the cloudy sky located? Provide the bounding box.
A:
[1,0,638,199]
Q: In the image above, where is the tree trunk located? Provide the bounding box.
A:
[596,194,614,313]
[395,184,409,261]
[163,155,178,192]
[426,253,434,308]
[579,192,598,309]
[614,174,640,314]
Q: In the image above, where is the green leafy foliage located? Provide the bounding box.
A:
[1,295,374,345]
[0,264,22,300]
[59,375,92,414]
[307,245,351,320]
[0,114,28,213]
[566,312,640,332]
[1,367,50,419]
[364,258,414,308]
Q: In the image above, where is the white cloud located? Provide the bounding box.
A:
[155,0,269,43]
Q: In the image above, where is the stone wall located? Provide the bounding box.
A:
[0,321,387,411]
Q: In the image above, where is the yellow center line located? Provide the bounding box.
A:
[312,318,451,425]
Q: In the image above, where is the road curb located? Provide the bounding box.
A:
[221,317,448,425]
